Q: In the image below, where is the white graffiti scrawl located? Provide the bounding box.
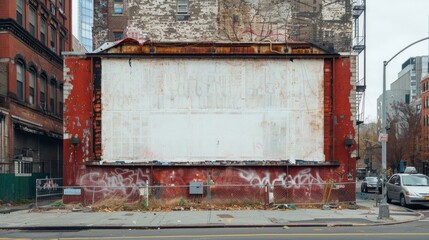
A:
[79,168,150,198]
[237,168,325,197]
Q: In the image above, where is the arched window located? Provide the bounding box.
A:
[40,72,47,109]
[29,66,37,105]
[16,60,25,101]
[59,84,63,117]
[50,78,56,113]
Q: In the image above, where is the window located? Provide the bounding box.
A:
[16,0,25,26]
[29,7,37,37]
[29,68,37,105]
[16,61,25,101]
[41,18,47,45]
[50,80,56,113]
[59,0,64,12]
[114,0,124,14]
[59,34,65,54]
[59,85,63,117]
[14,161,32,176]
[177,0,189,14]
[40,74,47,109]
[50,26,57,52]
[113,32,123,41]
[50,2,56,15]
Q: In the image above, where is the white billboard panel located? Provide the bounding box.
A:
[101,58,325,163]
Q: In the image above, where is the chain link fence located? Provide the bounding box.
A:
[57,181,357,210]
[35,178,63,207]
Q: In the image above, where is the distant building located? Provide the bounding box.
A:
[0,1,72,184]
[377,89,411,124]
[421,75,429,157]
[72,35,88,53]
[391,56,429,101]
[377,56,429,123]
[74,0,93,51]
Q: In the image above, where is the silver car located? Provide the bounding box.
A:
[361,176,382,193]
[386,173,429,207]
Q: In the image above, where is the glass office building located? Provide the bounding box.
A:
[76,0,93,52]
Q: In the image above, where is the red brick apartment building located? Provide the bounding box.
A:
[421,75,429,175]
[0,0,72,179]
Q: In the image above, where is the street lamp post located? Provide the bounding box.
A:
[379,36,429,219]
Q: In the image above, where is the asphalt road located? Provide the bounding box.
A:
[2,222,429,240]
[2,182,429,240]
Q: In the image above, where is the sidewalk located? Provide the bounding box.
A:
[0,199,423,230]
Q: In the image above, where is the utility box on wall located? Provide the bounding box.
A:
[189,181,203,195]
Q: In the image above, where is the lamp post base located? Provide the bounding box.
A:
[378,203,390,219]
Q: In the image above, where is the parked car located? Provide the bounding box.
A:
[361,176,382,193]
[386,173,429,207]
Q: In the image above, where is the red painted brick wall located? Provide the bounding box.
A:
[63,55,356,204]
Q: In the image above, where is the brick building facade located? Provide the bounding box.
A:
[93,0,352,52]
[421,76,429,175]
[0,0,72,177]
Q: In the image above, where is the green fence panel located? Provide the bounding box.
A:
[0,173,49,201]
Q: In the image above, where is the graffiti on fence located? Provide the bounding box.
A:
[237,168,325,189]
[79,168,150,198]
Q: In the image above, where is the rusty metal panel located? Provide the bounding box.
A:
[101,58,324,163]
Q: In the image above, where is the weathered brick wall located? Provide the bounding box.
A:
[127,0,219,41]
[93,0,110,50]
[93,0,352,53]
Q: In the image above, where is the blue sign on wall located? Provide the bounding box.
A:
[64,188,81,195]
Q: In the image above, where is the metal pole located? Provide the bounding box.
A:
[378,36,429,219]
[379,61,389,219]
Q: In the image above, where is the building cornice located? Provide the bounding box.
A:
[0,19,63,66]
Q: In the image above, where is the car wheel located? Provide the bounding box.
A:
[364,186,367,193]
[400,194,407,207]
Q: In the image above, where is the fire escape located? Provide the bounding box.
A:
[353,0,366,161]
[353,0,366,125]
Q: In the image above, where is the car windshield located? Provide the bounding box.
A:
[366,177,378,183]
[402,175,429,186]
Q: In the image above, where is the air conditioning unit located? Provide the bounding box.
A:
[176,14,190,21]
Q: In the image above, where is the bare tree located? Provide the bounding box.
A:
[358,122,381,173]
[386,102,421,171]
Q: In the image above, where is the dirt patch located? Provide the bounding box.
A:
[6,198,363,213]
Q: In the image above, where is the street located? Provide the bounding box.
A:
[1,181,429,240]
[2,222,429,240]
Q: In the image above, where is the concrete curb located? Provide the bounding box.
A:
[0,203,424,230]
[0,218,420,231]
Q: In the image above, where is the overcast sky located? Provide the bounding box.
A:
[365,0,429,122]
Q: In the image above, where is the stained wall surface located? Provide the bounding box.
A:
[94,0,352,52]
[101,59,325,163]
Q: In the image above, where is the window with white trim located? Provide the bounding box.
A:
[16,61,25,101]
[16,0,25,26]
[41,18,47,45]
[114,0,124,14]
[50,26,57,52]
[177,0,188,14]
[50,80,56,113]
[29,7,37,37]
[29,68,37,105]
[40,74,47,109]
[59,85,63,117]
